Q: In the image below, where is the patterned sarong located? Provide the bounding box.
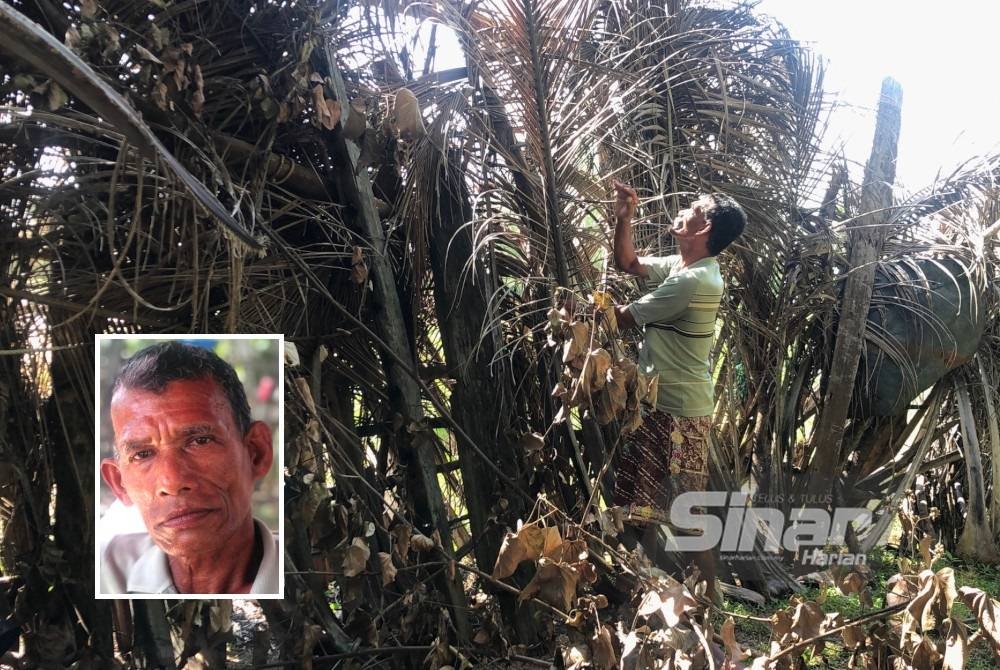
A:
[613,410,711,528]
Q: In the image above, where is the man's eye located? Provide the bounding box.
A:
[190,436,214,446]
[130,449,153,462]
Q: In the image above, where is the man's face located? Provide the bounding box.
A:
[101,377,272,559]
[670,196,713,239]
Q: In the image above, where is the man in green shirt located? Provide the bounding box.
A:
[611,181,746,601]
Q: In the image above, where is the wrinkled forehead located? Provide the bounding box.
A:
[110,378,237,432]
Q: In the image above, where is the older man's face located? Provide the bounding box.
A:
[101,377,272,559]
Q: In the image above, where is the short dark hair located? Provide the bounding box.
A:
[111,341,252,436]
[703,193,746,255]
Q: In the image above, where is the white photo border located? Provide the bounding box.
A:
[93,333,285,600]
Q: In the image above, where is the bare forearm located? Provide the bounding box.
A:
[610,181,646,277]
[613,214,639,272]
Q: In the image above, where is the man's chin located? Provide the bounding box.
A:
[150,513,222,550]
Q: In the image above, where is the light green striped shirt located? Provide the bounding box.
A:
[627,255,722,417]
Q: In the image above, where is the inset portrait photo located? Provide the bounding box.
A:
[94,335,283,598]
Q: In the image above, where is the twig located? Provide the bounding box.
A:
[765,602,906,663]
[453,560,570,620]
[711,605,772,623]
[249,644,551,668]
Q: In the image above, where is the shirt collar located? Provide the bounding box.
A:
[126,518,277,595]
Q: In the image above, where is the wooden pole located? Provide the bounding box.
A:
[806,78,902,504]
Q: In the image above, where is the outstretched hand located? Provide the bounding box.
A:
[613,180,638,222]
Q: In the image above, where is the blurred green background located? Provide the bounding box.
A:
[97,336,281,531]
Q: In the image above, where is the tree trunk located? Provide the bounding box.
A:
[954,380,1000,562]
[977,356,1000,544]
[426,147,541,643]
[806,78,902,502]
[315,49,470,640]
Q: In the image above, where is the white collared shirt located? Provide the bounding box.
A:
[100,518,280,596]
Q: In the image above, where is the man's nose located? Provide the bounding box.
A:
[155,451,194,496]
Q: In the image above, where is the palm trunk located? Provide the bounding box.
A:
[426,147,540,643]
[953,379,1000,561]
[315,49,470,640]
[806,77,902,502]
[977,356,1000,543]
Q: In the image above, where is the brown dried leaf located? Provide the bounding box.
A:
[842,624,864,651]
[190,63,205,118]
[516,432,545,453]
[587,348,613,391]
[902,570,938,638]
[297,623,323,670]
[910,632,942,669]
[958,586,1000,657]
[378,552,397,587]
[80,0,98,19]
[472,629,490,645]
[573,560,597,585]
[902,567,956,635]
[326,98,342,130]
[134,44,162,64]
[64,25,81,49]
[547,306,570,331]
[277,102,291,123]
[600,305,618,334]
[540,526,563,559]
[592,389,615,425]
[941,618,968,670]
[721,617,750,665]
[591,624,617,670]
[350,246,367,285]
[886,573,919,607]
[492,522,546,578]
[621,408,643,434]
[342,97,367,140]
[838,570,865,595]
[606,507,625,534]
[191,89,205,118]
[518,558,579,612]
[152,81,169,110]
[562,321,590,363]
[342,537,370,578]
[606,365,627,416]
[933,567,958,622]
[636,581,699,627]
[919,535,933,569]
[168,56,187,89]
[642,373,659,408]
[790,600,825,641]
[411,533,436,553]
[393,87,425,140]
[47,82,67,111]
[312,84,335,129]
[771,609,793,643]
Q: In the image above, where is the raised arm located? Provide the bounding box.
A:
[612,181,648,278]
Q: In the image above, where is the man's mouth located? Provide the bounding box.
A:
[160,508,215,529]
